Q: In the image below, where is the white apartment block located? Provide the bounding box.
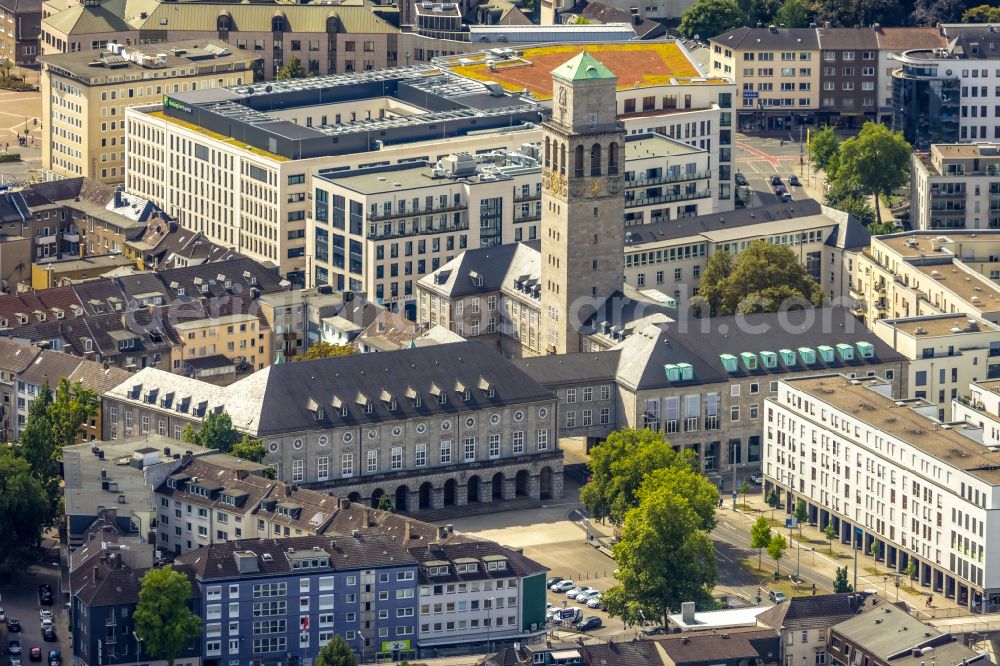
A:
[872,313,1000,420]
[953,379,1000,448]
[852,231,1000,326]
[764,374,1000,612]
[911,144,1000,231]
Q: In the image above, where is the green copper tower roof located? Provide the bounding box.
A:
[551,51,616,82]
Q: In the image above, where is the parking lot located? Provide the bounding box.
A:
[442,460,629,641]
[0,565,70,666]
[735,134,816,206]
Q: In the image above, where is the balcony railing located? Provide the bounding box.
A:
[625,189,712,209]
[367,221,469,241]
[626,169,712,188]
[513,192,541,203]
[368,201,466,222]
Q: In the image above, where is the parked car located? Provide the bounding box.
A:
[10,658,22,666]
[7,641,20,657]
[40,630,55,644]
[576,589,600,602]
[773,184,786,195]
[575,616,603,631]
[553,607,584,625]
[46,651,59,666]
[28,648,40,663]
[38,587,52,606]
[566,586,596,600]
[770,175,783,186]
[38,620,51,631]
[641,626,669,636]
[550,580,575,592]
[780,191,793,202]
[749,473,764,484]
[788,175,800,186]
[769,590,787,603]
[586,594,603,609]
[735,172,748,186]
[6,619,20,633]
[545,576,564,587]
[37,611,51,623]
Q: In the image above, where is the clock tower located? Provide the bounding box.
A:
[539,52,625,354]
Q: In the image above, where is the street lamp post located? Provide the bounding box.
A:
[358,631,366,664]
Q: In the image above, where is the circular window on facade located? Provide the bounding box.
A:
[367,428,378,440]
[268,441,279,453]
[416,423,427,434]
[318,435,329,447]
[465,416,475,428]
[442,420,452,431]
[292,438,303,450]
[514,410,524,422]
[343,432,354,444]
[538,407,548,418]
[392,426,403,437]
[490,414,500,425]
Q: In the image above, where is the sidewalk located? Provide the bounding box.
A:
[726,491,967,619]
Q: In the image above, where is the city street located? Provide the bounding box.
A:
[0,561,71,666]
[735,133,824,206]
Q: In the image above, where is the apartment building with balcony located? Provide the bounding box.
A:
[39,40,258,183]
[872,313,1000,421]
[764,374,1000,611]
[853,231,1000,327]
[911,144,1000,231]
[709,25,821,131]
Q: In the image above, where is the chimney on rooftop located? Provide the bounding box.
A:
[92,565,100,582]
[681,601,696,624]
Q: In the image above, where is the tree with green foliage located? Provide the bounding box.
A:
[869,539,882,572]
[766,487,780,519]
[750,516,772,570]
[808,126,840,172]
[696,242,822,316]
[315,635,358,666]
[824,176,879,228]
[794,499,808,536]
[230,435,266,463]
[183,411,242,453]
[276,56,306,80]
[962,4,1000,22]
[829,122,910,226]
[133,566,201,666]
[739,480,751,508]
[905,559,917,580]
[824,521,837,553]
[774,0,810,27]
[833,566,853,593]
[602,470,718,626]
[298,341,354,361]
[18,378,99,522]
[678,0,742,39]
[812,0,905,29]
[580,428,707,526]
[767,533,788,576]
[0,450,51,574]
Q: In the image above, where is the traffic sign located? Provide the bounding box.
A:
[785,517,798,529]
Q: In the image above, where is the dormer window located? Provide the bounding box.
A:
[487,387,495,398]
[200,284,209,294]
[341,406,348,417]
[439,393,447,405]
[389,399,398,411]
[166,478,176,489]
[463,390,471,401]
[365,402,373,414]
[83,338,93,352]
[414,395,422,408]
[177,287,185,296]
